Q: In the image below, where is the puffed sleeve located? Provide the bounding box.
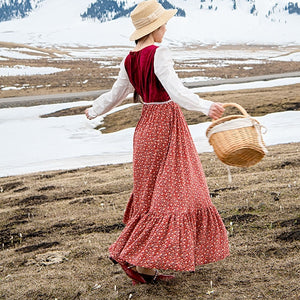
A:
[154,46,213,116]
[88,57,134,117]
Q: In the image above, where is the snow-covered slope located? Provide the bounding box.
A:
[0,0,299,46]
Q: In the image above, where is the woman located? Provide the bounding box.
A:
[85,0,229,284]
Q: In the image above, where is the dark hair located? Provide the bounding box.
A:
[133,91,143,104]
[135,33,150,45]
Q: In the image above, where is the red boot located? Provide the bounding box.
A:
[109,257,147,284]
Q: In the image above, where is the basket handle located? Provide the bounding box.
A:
[222,103,249,117]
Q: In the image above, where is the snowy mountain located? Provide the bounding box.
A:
[0,0,299,46]
[0,0,43,22]
[81,0,185,22]
[1,0,299,23]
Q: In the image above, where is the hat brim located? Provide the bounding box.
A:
[129,9,177,41]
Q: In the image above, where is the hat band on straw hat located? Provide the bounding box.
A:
[133,6,165,29]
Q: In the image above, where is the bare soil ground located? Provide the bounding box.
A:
[0,43,299,299]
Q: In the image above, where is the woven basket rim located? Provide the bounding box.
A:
[206,115,248,136]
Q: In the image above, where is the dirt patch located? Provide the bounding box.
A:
[277,229,300,242]
[13,187,29,193]
[16,242,60,253]
[7,208,34,223]
[17,194,49,206]
[37,185,56,192]
[69,197,95,204]
[210,186,238,197]
[0,181,23,192]
[224,213,260,223]
[78,222,125,235]
[274,217,300,228]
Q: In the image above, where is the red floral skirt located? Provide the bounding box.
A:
[109,101,229,271]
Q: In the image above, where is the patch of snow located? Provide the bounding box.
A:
[14,47,48,55]
[0,76,299,177]
[0,48,45,60]
[0,65,69,76]
[270,52,300,62]
[1,86,25,91]
[192,77,300,93]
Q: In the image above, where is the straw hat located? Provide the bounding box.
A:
[130,0,177,41]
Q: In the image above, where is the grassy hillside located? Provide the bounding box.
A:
[0,142,299,299]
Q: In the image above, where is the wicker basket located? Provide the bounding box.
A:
[206,103,267,167]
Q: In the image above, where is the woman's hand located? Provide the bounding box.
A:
[208,102,225,120]
[85,108,96,120]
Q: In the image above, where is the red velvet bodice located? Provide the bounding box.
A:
[124,45,170,103]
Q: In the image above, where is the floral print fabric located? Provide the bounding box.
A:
[109,101,229,271]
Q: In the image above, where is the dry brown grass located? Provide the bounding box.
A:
[0,143,299,299]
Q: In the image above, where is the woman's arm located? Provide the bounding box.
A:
[86,58,134,119]
[154,46,224,119]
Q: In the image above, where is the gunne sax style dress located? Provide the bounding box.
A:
[88,45,229,272]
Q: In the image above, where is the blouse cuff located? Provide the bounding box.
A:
[200,100,213,116]
[88,107,98,118]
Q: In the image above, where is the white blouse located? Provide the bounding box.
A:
[88,46,213,118]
